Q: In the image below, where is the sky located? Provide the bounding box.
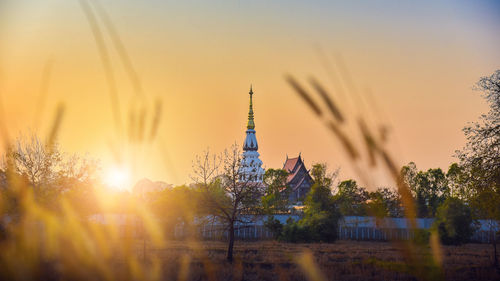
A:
[0,0,499,189]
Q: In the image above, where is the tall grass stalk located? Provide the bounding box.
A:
[286,56,444,280]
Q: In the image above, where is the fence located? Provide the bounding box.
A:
[337,226,497,243]
[174,216,498,243]
[191,224,275,240]
[89,214,498,244]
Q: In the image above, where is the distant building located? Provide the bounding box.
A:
[132,178,172,196]
[283,154,313,204]
[237,86,313,203]
[240,86,265,182]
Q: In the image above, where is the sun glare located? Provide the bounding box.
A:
[104,166,131,191]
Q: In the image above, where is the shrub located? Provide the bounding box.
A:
[412,229,430,245]
[264,216,283,239]
[299,211,340,242]
[433,197,475,245]
[279,202,341,243]
[269,164,342,243]
[280,217,310,243]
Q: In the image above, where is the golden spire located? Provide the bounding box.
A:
[247,85,255,129]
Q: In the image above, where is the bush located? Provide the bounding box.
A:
[299,211,339,242]
[433,197,475,245]
[264,216,283,239]
[270,163,342,243]
[412,229,430,245]
[280,217,310,243]
[279,209,341,243]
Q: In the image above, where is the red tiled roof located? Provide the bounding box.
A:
[283,156,307,184]
[281,155,314,194]
[283,157,299,173]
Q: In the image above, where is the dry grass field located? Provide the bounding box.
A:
[126,240,500,281]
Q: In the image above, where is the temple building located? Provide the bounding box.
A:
[283,154,313,203]
[238,86,313,203]
[240,86,265,182]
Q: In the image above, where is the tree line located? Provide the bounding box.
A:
[1,70,498,264]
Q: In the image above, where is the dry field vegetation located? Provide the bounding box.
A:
[131,240,498,281]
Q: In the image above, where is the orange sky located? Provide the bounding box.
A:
[1,0,499,189]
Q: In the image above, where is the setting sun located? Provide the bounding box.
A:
[104,166,131,191]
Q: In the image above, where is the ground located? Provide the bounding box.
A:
[131,240,500,281]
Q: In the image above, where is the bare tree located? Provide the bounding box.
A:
[191,148,220,188]
[7,135,61,194]
[3,134,98,209]
[192,144,263,262]
[457,70,500,267]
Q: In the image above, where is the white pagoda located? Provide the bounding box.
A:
[240,86,265,182]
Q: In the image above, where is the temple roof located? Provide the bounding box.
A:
[283,157,300,174]
[243,129,258,151]
[241,86,264,182]
[283,155,311,187]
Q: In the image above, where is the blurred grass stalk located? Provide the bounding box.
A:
[0,0,173,280]
[286,51,444,280]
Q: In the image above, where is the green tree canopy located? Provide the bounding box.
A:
[401,163,449,217]
[366,187,403,218]
[261,168,289,214]
[433,197,475,245]
[335,179,368,216]
[280,163,341,243]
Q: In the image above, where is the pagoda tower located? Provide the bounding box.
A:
[240,86,265,182]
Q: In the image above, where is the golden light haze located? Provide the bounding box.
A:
[1,0,499,188]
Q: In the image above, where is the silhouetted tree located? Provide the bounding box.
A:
[6,135,62,195]
[446,163,472,201]
[1,134,98,215]
[401,163,449,217]
[456,70,500,266]
[192,145,262,262]
[367,187,403,218]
